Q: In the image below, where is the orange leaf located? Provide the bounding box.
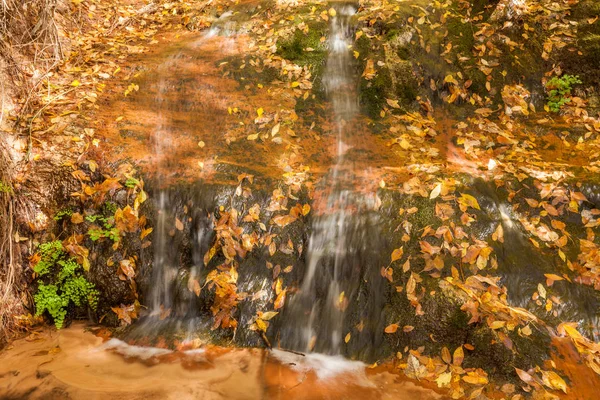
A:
[274,289,287,310]
[391,247,404,262]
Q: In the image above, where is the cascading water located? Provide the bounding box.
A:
[279,3,386,356]
[129,17,238,338]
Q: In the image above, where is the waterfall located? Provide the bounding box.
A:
[280,3,368,355]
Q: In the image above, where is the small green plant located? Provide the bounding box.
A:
[33,241,98,329]
[103,201,118,215]
[33,241,65,276]
[88,227,120,242]
[0,181,12,194]
[86,212,120,243]
[125,177,140,189]
[546,74,581,113]
[54,208,73,221]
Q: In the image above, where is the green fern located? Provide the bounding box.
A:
[33,241,98,329]
[546,74,581,113]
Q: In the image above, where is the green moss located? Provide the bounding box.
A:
[276,24,328,115]
[580,34,600,60]
[360,67,393,118]
[276,26,327,68]
[572,0,600,21]
[446,17,475,56]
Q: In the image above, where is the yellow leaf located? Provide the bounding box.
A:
[541,370,568,394]
[71,80,81,87]
[345,332,351,343]
[441,347,451,364]
[453,346,464,366]
[459,193,480,210]
[261,311,279,321]
[256,318,267,332]
[430,183,442,199]
[537,283,546,299]
[257,107,264,117]
[462,373,488,385]
[391,247,404,262]
[436,372,452,388]
[386,98,400,109]
[302,204,311,216]
[385,323,398,333]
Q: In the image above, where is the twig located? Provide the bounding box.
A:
[26,86,77,161]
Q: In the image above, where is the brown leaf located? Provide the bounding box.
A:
[515,368,533,384]
[71,213,84,224]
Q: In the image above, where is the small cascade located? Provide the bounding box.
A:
[131,16,238,338]
[279,2,386,356]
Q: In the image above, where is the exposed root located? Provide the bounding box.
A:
[0,141,23,347]
[0,0,66,117]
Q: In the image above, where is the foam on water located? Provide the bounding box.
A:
[100,338,173,360]
[270,349,366,380]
